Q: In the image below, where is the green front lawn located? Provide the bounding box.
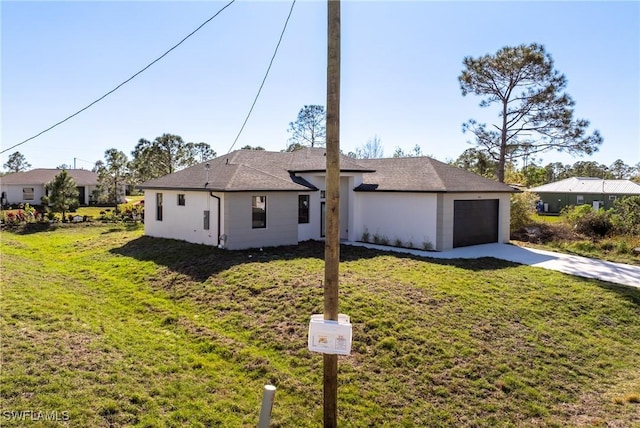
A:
[1,224,639,426]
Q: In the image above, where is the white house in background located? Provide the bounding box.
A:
[0,169,100,207]
[139,148,515,251]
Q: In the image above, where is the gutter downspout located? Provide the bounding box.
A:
[209,192,221,247]
[204,162,222,248]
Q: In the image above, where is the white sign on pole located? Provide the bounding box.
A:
[308,314,352,355]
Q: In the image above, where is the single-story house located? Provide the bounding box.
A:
[0,169,100,207]
[528,177,640,213]
[139,148,515,251]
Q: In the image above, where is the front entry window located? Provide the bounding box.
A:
[298,195,310,224]
[156,193,163,221]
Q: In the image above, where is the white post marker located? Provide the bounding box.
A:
[257,384,276,428]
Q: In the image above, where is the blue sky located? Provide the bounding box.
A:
[2,1,639,170]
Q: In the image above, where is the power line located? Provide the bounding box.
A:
[1,0,236,155]
[227,0,296,154]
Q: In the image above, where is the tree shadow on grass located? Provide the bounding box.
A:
[100,223,142,234]
[8,222,59,235]
[7,222,142,235]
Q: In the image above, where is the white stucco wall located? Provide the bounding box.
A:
[1,184,46,205]
[354,192,439,249]
[1,183,101,205]
[144,190,220,246]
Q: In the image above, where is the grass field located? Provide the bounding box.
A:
[1,224,639,427]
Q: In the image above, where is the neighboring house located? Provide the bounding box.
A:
[0,169,100,207]
[139,148,515,251]
[529,177,640,213]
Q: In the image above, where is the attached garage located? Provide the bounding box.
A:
[453,199,499,248]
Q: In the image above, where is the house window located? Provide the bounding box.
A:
[204,210,210,230]
[298,195,310,224]
[576,195,584,205]
[609,195,617,201]
[252,196,266,229]
[178,194,186,206]
[320,190,326,199]
[156,193,163,221]
[23,187,34,200]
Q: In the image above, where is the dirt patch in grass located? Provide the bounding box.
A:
[560,368,640,426]
[512,222,580,244]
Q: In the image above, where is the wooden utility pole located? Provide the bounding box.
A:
[324,0,340,427]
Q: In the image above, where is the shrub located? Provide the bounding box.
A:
[22,203,36,222]
[5,212,16,224]
[372,232,387,245]
[511,192,539,231]
[361,227,370,243]
[562,204,592,224]
[610,195,640,235]
[615,240,630,255]
[562,204,614,238]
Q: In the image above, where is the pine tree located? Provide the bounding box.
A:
[42,170,79,221]
[459,43,602,183]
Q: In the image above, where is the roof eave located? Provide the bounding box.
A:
[354,188,516,193]
[137,185,318,192]
[290,168,376,174]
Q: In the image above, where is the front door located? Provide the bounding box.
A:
[76,186,85,205]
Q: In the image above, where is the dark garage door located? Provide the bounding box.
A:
[453,199,499,248]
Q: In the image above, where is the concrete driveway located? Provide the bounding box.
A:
[346,242,640,289]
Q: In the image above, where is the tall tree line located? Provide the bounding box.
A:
[93,134,215,205]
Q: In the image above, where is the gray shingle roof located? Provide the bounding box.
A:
[529,177,640,194]
[139,148,515,193]
[1,169,98,186]
[140,148,371,191]
[354,157,515,193]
